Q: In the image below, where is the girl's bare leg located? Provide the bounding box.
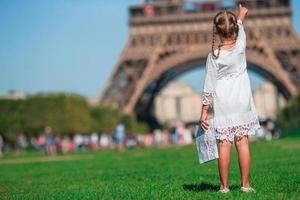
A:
[218,140,232,190]
[235,136,251,188]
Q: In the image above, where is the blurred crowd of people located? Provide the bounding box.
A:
[0,124,197,156]
[0,120,279,156]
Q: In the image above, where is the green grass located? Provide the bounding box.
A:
[0,137,300,199]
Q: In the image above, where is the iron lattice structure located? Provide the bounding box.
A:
[100,0,300,120]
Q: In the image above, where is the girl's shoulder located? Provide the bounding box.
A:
[206,53,215,63]
[206,53,218,71]
[207,52,217,60]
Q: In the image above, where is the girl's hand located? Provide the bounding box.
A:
[238,4,248,22]
[239,4,248,15]
[199,111,209,131]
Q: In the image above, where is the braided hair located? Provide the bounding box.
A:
[212,11,239,59]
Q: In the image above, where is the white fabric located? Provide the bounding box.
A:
[202,19,261,141]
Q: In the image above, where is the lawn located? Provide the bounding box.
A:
[0,136,300,199]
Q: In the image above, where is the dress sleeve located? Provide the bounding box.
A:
[236,19,246,51]
[202,54,216,106]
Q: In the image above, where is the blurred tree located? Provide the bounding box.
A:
[89,106,120,134]
[0,99,25,146]
[277,95,300,134]
[24,94,91,135]
[120,114,150,134]
[89,106,150,134]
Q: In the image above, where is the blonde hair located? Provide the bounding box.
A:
[212,11,239,59]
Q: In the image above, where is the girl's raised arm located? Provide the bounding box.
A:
[237,4,248,22]
[236,4,248,51]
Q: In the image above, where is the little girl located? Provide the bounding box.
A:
[200,4,260,193]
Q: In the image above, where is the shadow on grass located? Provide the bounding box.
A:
[182,182,239,192]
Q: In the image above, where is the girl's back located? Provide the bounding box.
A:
[213,19,251,115]
[211,19,247,80]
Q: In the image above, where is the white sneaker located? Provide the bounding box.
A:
[241,187,256,193]
[218,188,230,193]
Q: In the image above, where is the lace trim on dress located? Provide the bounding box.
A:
[213,119,260,142]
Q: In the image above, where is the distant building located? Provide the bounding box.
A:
[253,81,286,120]
[154,81,202,127]
[0,92,27,100]
[87,97,100,107]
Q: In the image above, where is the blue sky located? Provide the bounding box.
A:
[0,0,299,98]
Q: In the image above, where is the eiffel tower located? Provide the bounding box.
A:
[100,0,300,121]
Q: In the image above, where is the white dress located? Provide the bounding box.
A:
[202,19,261,142]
